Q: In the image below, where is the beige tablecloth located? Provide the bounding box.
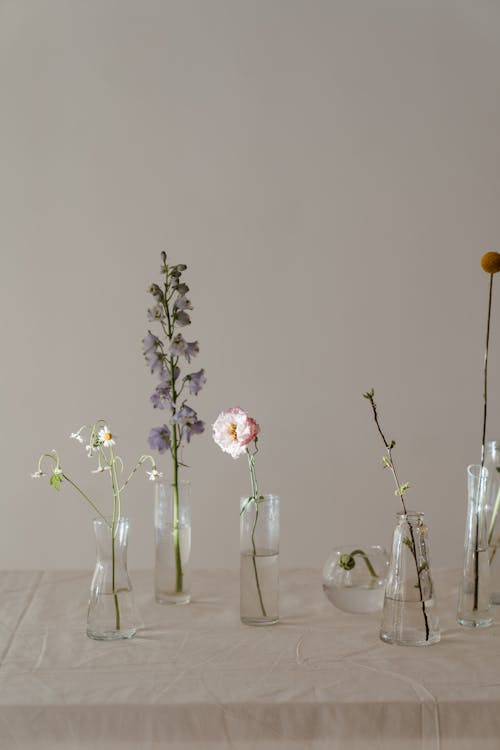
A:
[0,569,499,749]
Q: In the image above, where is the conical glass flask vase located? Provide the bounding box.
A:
[380,511,440,646]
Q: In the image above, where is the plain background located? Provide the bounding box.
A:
[2,0,500,574]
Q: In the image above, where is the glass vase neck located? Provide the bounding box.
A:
[395,510,424,522]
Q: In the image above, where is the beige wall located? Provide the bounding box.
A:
[2,0,500,573]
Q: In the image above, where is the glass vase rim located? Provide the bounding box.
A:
[467,464,488,479]
[240,493,279,503]
[157,478,190,488]
[93,515,129,526]
[395,510,424,519]
[329,544,387,554]
[485,440,500,449]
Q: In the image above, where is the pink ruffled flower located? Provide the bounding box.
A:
[212,408,260,459]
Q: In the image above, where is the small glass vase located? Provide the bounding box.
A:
[457,465,493,627]
[483,442,500,604]
[322,545,389,613]
[240,494,279,625]
[154,480,191,604]
[87,517,139,640]
[380,511,440,646]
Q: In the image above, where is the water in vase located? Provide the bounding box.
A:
[155,523,191,604]
[240,549,279,625]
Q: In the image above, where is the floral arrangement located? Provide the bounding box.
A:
[363,388,430,642]
[32,420,159,630]
[143,252,205,595]
[212,408,268,616]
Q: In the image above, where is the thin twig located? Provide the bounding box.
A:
[364,390,430,641]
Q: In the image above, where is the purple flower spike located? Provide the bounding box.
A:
[149,425,171,454]
[145,253,205,461]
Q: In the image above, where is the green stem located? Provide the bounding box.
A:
[61,474,110,528]
[110,448,121,631]
[172,424,183,593]
[246,450,267,618]
[118,455,156,493]
[348,549,379,578]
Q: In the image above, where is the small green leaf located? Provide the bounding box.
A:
[395,482,410,495]
[389,440,396,449]
[382,456,391,468]
[402,536,413,550]
[418,562,428,574]
[50,474,63,491]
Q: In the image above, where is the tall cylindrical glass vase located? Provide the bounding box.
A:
[484,442,500,604]
[154,481,191,604]
[240,494,279,626]
[457,465,493,627]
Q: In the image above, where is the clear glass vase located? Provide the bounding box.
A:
[380,511,440,646]
[154,480,191,604]
[87,517,139,640]
[322,545,389,613]
[240,494,279,625]
[457,465,493,627]
[483,442,500,604]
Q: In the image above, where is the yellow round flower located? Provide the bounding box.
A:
[481,252,500,274]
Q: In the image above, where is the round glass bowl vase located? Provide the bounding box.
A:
[322,545,389,614]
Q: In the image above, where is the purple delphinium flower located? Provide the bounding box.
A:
[147,304,165,322]
[174,296,192,311]
[184,340,199,363]
[148,425,171,453]
[186,369,206,396]
[169,334,199,363]
[169,333,186,357]
[143,332,162,354]
[170,264,187,278]
[143,332,165,374]
[173,406,205,443]
[151,386,172,410]
[175,310,191,327]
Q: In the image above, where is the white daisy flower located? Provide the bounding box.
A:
[70,432,84,443]
[31,470,45,479]
[98,426,116,447]
[146,468,163,481]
